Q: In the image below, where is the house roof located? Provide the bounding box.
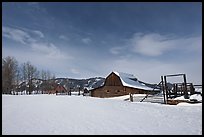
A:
[113,71,158,91]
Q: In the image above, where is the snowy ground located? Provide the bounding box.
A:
[2,94,202,135]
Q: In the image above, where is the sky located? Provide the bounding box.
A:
[2,2,202,84]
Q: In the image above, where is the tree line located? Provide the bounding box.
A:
[2,56,55,94]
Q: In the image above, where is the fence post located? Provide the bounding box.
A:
[183,74,189,99]
[161,76,167,104]
[130,93,133,102]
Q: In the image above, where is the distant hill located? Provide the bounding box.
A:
[16,76,163,93]
[16,77,105,93]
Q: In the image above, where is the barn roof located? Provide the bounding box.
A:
[113,71,158,91]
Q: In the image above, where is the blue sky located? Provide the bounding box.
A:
[2,2,202,84]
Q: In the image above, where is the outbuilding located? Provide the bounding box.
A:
[47,84,67,94]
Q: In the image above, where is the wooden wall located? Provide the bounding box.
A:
[91,72,151,98]
[47,85,67,94]
[91,86,149,98]
[104,72,123,86]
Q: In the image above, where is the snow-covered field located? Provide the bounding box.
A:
[2,94,202,135]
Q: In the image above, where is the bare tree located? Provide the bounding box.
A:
[14,66,21,94]
[40,70,50,93]
[41,70,47,80]
[2,56,56,95]
[22,63,27,83]
[2,56,18,94]
[46,70,51,81]
[22,62,38,94]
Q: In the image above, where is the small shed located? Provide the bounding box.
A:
[90,71,159,98]
[47,84,67,94]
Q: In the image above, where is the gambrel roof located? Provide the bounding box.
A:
[113,71,158,91]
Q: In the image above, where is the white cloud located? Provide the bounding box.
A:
[2,26,36,44]
[30,42,72,60]
[82,37,91,44]
[2,26,72,60]
[110,47,125,55]
[128,33,202,57]
[3,26,45,45]
[129,33,176,56]
[177,36,202,52]
[98,57,202,85]
[109,33,201,57]
[33,30,44,38]
[59,35,69,41]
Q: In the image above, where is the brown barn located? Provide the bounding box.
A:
[47,84,67,94]
[90,71,159,98]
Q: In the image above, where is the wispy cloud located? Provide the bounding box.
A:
[118,32,202,57]
[30,43,71,60]
[3,26,72,61]
[2,26,36,44]
[18,27,45,38]
[110,46,126,55]
[32,30,44,38]
[59,35,69,41]
[129,33,201,56]
[82,37,92,44]
[2,26,45,43]
[129,33,177,56]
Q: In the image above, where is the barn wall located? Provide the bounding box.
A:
[90,72,156,98]
[91,86,124,98]
[55,86,66,93]
[91,86,149,98]
[47,90,56,94]
[104,73,123,86]
[46,85,67,94]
